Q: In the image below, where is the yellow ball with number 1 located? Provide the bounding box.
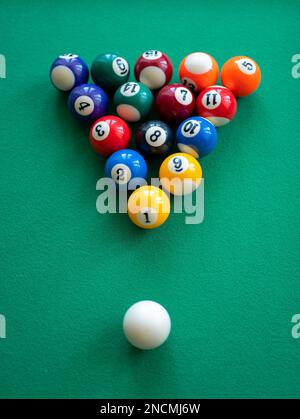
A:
[159,153,203,196]
[127,186,170,229]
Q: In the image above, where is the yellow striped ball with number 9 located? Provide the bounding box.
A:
[127,186,170,229]
[159,153,202,196]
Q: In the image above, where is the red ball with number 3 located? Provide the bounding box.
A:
[89,115,131,156]
[155,83,195,125]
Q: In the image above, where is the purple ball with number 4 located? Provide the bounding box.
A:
[68,83,108,123]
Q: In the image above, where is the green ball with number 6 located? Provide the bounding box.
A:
[114,82,153,123]
[91,52,130,91]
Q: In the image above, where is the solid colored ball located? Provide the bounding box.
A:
[159,153,202,196]
[89,115,131,156]
[135,120,174,157]
[179,52,219,92]
[91,52,129,91]
[176,117,218,158]
[68,83,108,123]
[155,83,195,125]
[105,149,147,186]
[127,186,170,229]
[123,300,171,350]
[114,82,153,122]
[134,50,173,90]
[221,56,261,97]
[50,53,89,92]
[196,85,237,127]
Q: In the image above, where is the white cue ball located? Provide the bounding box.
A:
[123,300,171,350]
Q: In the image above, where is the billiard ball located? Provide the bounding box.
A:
[155,83,195,125]
[179,52,219,93]
[196,85,237,127]
[50,53,89,92]
[135,120,174,157]
[176,117,218,158]
[134,50,173,90]
[105,149,147,186]
[123,300,171,350]
[127,185,170,229]
[68,83,108,123]
[91,52,129,91]
[159,153,202,196]
[89,115,131,156]
[221,56,261,97]
[114,82,153,122]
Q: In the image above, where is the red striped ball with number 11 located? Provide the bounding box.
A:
[196,85,237,127]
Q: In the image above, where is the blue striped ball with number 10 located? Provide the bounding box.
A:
[176,116,218,158]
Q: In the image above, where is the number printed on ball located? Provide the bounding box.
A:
[74,95,94,116]
[168,155,189,174]
[182,77,197,92]
[175,87,193,105]
[120,82,140,96]
[181,120,201,138]
[142,50,162,60]
[202,90,221,109]
[111,164,132,185]
[236,58,256,75]
[112,57,129,77]
[145,126,166,147]
[92,121,110,141]
[137,208,158,225]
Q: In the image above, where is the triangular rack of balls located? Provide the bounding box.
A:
[50,51,261,229]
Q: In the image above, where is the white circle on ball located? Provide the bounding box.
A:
[51,65,75,91]
[175,87,193,105]
[116,104,141,122]
[92,121,110,141]
[235,58,256,75]
[185,52,212,74]
[145,126,166,147]
[181,179,199,195]
[59,53,78,59]
[177,143,199,158]
[123,300,171,350]
[136,207,158,226]
[74,95,94,116]
[120,82,140,97]
[111,164,131,185]
[168,155,189,174]
[181,76,197,92]
[181,119,201,138]
[139,66,166,89]
[142,50,162,60]
[206,116,230,127]
[112,57,129,77]
[202,90,221,109]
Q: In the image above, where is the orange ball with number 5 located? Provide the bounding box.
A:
[221,56,261,97]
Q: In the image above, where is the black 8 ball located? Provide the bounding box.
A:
[135,120,174,157]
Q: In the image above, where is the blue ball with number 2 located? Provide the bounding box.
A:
[105,149,148,187]
[176,116,218,158]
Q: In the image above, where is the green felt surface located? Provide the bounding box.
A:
[1,0,300,399]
